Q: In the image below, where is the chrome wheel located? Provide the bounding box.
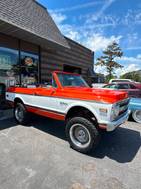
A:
[69,124,91,148]
[15,106,24,122]
[132,110,141,123]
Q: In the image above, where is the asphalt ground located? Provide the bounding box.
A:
[0,116,140,189]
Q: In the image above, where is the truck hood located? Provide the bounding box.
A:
[61,87,128,103]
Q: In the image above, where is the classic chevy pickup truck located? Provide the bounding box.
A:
[6,71,129,153]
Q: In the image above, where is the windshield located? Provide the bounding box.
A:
[57,73,89,87]
[103,84,118,89]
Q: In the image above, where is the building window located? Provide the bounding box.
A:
[0,34,40,86]
[21,51,39,85]
[0,47,19,86]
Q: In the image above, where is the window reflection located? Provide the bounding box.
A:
[0,47,19,85]
[21,51,39,85]
[0,47,39,86]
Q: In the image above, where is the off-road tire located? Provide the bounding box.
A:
[14,102,29,125]
[66,117,100,153]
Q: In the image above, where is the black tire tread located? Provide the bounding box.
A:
[65,117,100,153]
[14,102,29,125]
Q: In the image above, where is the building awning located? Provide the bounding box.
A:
[0,0,70,50]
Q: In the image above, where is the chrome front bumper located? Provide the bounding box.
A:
[99,111,129,132]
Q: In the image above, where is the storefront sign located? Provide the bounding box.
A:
[24,57,33,66]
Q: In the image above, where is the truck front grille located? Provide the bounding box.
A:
[118,98,130,117]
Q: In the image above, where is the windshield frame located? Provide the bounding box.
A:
[56,72,89,88]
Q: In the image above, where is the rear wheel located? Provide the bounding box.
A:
[66,117,100,153]
[14,102,29,125]
[132,110,141,123]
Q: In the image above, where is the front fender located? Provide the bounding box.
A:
[65,101,99,121]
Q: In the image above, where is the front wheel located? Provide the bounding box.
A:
[65,117,100,153]
[14,102,29,125]
[132,110,141,123]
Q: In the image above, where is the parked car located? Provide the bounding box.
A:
[103,82,141,98]
[129,98,141,123]
[109,79,134,83]
[133,82,141,89]
[109,79,141,89]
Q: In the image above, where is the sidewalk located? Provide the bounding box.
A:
[0,109,13,120]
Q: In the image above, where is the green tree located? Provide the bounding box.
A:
[120,71,141,82]
[96,41,123,80]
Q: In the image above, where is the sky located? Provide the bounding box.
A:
[37,0,141,76]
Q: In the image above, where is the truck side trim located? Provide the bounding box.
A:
[26,105,65,121]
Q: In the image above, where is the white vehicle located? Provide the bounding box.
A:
[109,79,134,83]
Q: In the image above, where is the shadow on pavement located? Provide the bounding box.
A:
[0,116,140,163]
[0,118,17,130]
[89,127,141,163]
[33,116,141,163]
[32,116,66,141]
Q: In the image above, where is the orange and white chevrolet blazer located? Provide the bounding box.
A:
[6,71,129,153]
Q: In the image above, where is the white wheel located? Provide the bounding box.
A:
[69,123,91,149]
[132,110,141,123]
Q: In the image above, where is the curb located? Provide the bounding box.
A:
[0,109,13,120]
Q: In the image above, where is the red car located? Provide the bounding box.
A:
[103,82,141,98]
[134,82,141,89]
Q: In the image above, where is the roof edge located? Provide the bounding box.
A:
[0,18,70,49]
[33,0,47,10]
[65,36,94,53]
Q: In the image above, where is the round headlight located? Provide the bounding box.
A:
[114,104,120,117]
[111,104,120,120]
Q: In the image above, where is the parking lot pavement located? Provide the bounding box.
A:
[0,117,140,189]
